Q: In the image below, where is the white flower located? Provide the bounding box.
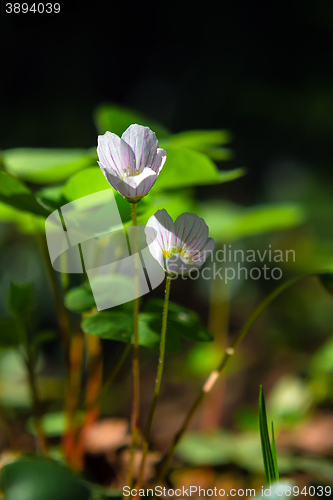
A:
[97,124,166,202]
[145,209,215,276]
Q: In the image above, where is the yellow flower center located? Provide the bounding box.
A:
[121,164,141,180]
[163,247,193,263]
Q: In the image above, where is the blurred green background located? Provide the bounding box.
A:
[1,2,333,498]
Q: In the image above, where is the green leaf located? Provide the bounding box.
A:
[27,411,83,437]
[199,201,305,242]
[0,201,45,234]
[144,299,214,343]
[311,336,333,374]
[176,430,294,474]
[61,167,132,224]
[206,147,234,161]
[178,431,333,482]
[259,385,273,484]
[62,166,110,201]
[186,344,224,376]
[176,431,236,466]
[267,375,312,423]
[137,190,196,226]
[94,103,170,139]
[2,148,95,184]
[81,311,131,342]
[0,350,31,407]
[155,145,244,190]
[162,129,232,148]
[0,171,49,217]
[0,317,20,347]
[8,282,36,323]
[217,168,246,183]
[36,185,67,211]
[81,311,182,354]
[259,386,279,485]
[27,412,65,437]
[73,290,211,351]
[271,422,279,482]
[0,457,91,500]
[64,284,96,314]
[161,129,233,160]
[139,312,183,354]
[80,275,136,312]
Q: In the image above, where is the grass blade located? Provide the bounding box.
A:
[259,385,276,484]
[271,422,279,482]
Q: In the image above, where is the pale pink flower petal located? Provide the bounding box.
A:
[174,212,209,256]
[145,210,214,276]
[145,209,176,270]
[97,124,166,201]
[97,132,124,176]
[100,166,123,191]
[119,138,136,176]
[151,148,167,174]
[122,167,158,189]
[122,124,158,171]
[192,237,215,265]
[121,168,158,201]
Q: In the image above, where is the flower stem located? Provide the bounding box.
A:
[137,274,172,488]
[156,275,307,484]
[126,202,141,487]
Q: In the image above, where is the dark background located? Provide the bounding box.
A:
[2,1,333,204]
